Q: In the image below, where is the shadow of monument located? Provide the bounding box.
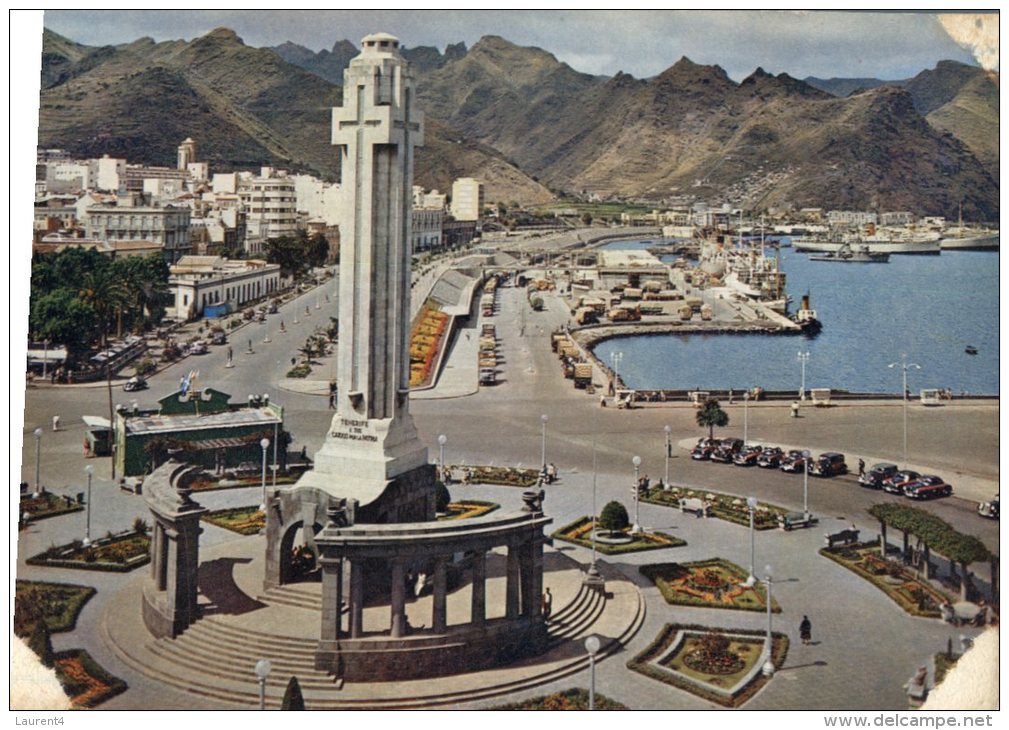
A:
[198,557,266,616]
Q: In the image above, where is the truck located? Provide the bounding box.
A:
[479,367,497,385]
[607,305,641,322]
[573,362,593,389]
[575,306,598,325]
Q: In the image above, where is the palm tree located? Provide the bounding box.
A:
[696,398,729,440]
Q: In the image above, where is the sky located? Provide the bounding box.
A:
[34,9,997,81]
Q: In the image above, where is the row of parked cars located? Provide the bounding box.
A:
[691,438,847,476]
[691,438,953,499]
[857,463,953,500]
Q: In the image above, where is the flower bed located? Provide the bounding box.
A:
[408,302,450,388]
[187,473,300,492]
[820,541,946,618]
[286,363,312,378]
[438,501,500,521]
[933,652,960,686]
[456,465,540,488]
[14,580,95,634]
[54,649,128,708]
[27,530,150,573]
[490,688,627,710]
[553,516,686,555]
[20,492,83,521]
[202,506,265,535]
[628,623,789,707]
[639,559,780,613]
[641,486,787,529]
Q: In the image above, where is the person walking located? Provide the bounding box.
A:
[790,401,800,418]
[541,587,552,620]
[858,458,866,478]
[799,615,812,645]
[52,414,60,432]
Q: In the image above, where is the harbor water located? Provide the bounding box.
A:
[592,240,999,394]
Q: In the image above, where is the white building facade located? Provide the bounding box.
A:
[239,167,298,253]
[85,200,192,262]
[450,178,483,221]
[168,255,281,321]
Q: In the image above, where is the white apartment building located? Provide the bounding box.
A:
[879,211,914,226]
[85,197,192,262]
[92,156,127,192]
[827,210,878,226]
[292,174,342,225]
[168,255,281,321]
[239,167,297,253]
[46,161,92,193]
[450,178,483,221]
[413,185,447,211]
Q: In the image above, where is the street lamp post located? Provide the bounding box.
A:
[663,425,671,488]
[797,352,810,401]
[33,428,43,497]
[540,414,548,470]
[584,635,601,710]
[631,455,642,534]
[802,449,811,517]
[259,438,270,511]
[762,565,775,676]
[743,390,750,443]
[610,351,624,388]
[744,496,758,586]
[83,465,94,547]
[254,659,272,710]
[438,434,447,479]
[888,355,921,469]
[271,421,279,489]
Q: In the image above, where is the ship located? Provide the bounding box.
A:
[940,204,999,250]
[791,293,822,333]
[793,223,941,255]
[809,243,890,263]
[697,236,789,312]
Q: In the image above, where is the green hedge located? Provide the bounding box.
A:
[641,487,786,530]
[14,581,96,635]
[627,623,789,707]
[53,649,129,708]
[552,516,686,555]
[868,503,992,564]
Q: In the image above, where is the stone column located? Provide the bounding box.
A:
[529,538,544,619]
[320,556,344,642]
[432,557,448,633]
[519,542,536,617]
[922,545,931,580]
[470,551,486,626]
[390,559,407,637]
[349,559,365,638]
[506,545,521,619]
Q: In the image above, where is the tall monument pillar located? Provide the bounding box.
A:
[290,33,432,522]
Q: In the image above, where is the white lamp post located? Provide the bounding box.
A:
[802,449,811,517]
[888,355,921,469]
[744,496,758,586]
[437,434,447,478]
[271,421,279,489]
[763,564,775,676]
[259,438,270,511]
[83,465,94,547]
[33,428,43,497]
[584,635,601,710]
[588,435,601,581]
[797,352,810,401]
[631,455,642,534]
[540,414,549,470]
[663,425,671,488]
[610,351,624,387]
[254,658,272,710]
[743,390,750,443]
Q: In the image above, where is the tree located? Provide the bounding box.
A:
[29,289,96,363]
[280,676,306,710]
[696,399,729,440]
[599,501,629,534]
[306,232,330,268]
[434,480,451,513]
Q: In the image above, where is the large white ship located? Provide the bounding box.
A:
[793,224,941,255]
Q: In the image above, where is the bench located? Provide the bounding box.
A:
[679,497,710,517]
[825,528,860,548]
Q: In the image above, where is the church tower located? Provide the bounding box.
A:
[291,33,431,522]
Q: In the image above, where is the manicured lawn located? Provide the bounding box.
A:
[552,516,686,555]
[628,623,789,708]
[53,649,128,708]
[188,473,300,492]
[27,530,150,572]
[820,541,947,618]
[640,558,781,613]
[641,486,788,529]
[202,506,265,535]
[491,688,627,710]
[438,501,500,521]
[20,491,83,522]
[14,580,96,634]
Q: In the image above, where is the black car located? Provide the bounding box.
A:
[882,470,921,495]
[711,438,743,463]
[859,462,899,489]
[779,450,810,473]
[733,445,762,466]
[757,447,784,468]
[904,475,952,500]
[691,438,718,461]
[810,452,847,477]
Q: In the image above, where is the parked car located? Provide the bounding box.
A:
[732,445,762,466]
[210,330,227,345]
[810,452,847,477]
[710,438,744,463]
[859,462,899,489]
[779,450,810,473]
[978,495,999,520]
[123,376,148,392]
[757,447,784,468]
[189,340,208,355]
[691,438,718,461]
[904,475,952,500]
[882,470,921,495]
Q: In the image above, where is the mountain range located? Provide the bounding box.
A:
[38,28,998,219]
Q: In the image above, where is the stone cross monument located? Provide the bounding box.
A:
[289,33,432,523]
